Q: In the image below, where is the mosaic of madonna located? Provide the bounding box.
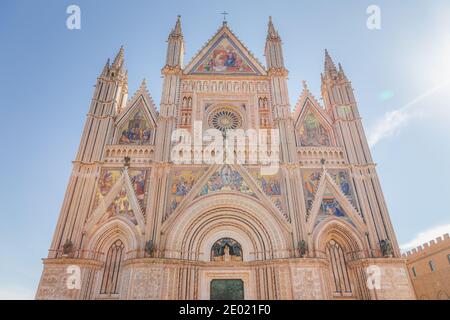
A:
[193,37,255,74]
[166,168,207,220]
[119,109,153,145]
[199,165,254,197]
[298,110,330,147]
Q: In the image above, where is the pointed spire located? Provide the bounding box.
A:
[101,58,110,76]
[170,15,183,37]
[139,78,147,90]
[267,16,280,40]
[324,49,337,73]
[338,62,348,80]
[323,49,339,81]
[112,45,125,68]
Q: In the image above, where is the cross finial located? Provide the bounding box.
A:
[221,11,229,25]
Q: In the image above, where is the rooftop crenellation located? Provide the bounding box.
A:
[402,233,450,257]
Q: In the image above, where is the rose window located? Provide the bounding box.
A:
[208,108,242,133]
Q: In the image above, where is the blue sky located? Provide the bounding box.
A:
[0,0,449,299]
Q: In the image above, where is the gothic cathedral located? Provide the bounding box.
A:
[36,17,415,300]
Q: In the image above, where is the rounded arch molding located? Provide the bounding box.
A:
[161,193,292,261]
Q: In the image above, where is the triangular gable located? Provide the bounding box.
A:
[293,83,329,123]
[116,80,158,130]
[306,171,365,235]
[294,93,334,147]
[115,90,157,145]
[85,169,146,234]
[184,25,266,75]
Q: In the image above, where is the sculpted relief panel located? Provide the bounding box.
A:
[291,267,325,300]
[129,267,163,300]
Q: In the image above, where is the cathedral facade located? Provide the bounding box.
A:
[36,17,415,300]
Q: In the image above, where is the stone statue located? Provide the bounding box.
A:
[124,156,131,167]
[145,240,154,257]
[62,239,74,256]
[380,239,393,258]
[298,240,308,257]
[223,244,231,262]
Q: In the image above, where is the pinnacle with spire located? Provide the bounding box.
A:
[267,16,280,40]
[170,15,183,38]
[324,49,337,74]
[322,49,348,82]
[112,45,125,69]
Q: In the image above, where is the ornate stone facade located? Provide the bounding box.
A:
[36,17,415,300]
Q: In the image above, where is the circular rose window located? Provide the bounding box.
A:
[208,108,242,133]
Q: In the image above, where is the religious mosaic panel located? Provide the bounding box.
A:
[314,187,354,228]
[93,169,122,210]
[328,169,356,207]
[118,109,153,145]
[302,170,322,210]
[198,165,255,197]
[104,187,138,226]
[298,110,330,147]
[128,169,149,210]
[211,238,243,262]
[192,35,257,74]
[165,167,207,220]
[248,168,285,216]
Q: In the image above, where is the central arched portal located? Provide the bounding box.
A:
[161,193,292,300]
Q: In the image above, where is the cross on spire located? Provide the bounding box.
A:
[221,11,229,25]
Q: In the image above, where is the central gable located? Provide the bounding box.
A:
[184,25,266,76]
